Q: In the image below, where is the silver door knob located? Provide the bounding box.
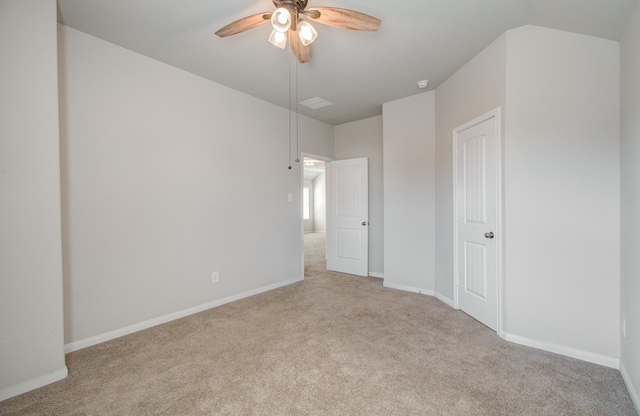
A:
[362,222,368,226]
[484,232,494,239]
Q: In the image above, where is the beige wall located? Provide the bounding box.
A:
[0,0,67,400]
[382,92,436,293]
[504,26,620,366]
[58,25,334,347]
[620,1,640,409]
[334,116,384,276]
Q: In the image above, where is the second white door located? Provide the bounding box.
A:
[326,158,369,277]
[455,115,499,331]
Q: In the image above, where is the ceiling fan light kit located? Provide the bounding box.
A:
[268,30,288,49]
[297,20,318,46]
[269,7,317,49]
[271,8,292,32]
[215,0,381,64]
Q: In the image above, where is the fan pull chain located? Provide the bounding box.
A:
[295,56,300,164]
[287,39,292,170]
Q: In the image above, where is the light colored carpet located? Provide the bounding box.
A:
[1,232,636,415]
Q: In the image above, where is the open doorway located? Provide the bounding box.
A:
[301,155,330,277]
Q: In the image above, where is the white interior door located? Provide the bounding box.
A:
[326,158,369,277]
[455,115,499,331]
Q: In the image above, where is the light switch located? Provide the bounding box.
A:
[288,193,293,202]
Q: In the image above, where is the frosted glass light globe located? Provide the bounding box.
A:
[271,8,291,33]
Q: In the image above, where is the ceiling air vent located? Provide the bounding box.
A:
[300,97,333,110]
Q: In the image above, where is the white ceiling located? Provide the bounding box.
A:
[57,0,637,126]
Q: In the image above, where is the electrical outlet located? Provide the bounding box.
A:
[212,271,219,283]
[622,316,627,338]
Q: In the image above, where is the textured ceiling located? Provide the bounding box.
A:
[57,0,637,125]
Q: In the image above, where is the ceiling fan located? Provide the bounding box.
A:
[215,0,381,64]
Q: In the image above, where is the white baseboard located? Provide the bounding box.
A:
[368,272,384,279]
[434,292,455,308]
[380,282,452,307]
[620,362,640,414]
[383,282,435,296]
[503,332,619,369]
[65,277,303,354]
[0,366,68,402]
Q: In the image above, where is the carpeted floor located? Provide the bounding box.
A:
[1,232,637,415]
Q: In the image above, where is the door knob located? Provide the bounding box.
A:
[484,232,494,239]
[362,222,368,226]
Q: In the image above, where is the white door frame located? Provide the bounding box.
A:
[300,152,333,278]
[452,108,504,337]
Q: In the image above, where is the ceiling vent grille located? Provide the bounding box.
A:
[300,97,333,110]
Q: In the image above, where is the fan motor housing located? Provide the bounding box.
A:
[273,0,308,11]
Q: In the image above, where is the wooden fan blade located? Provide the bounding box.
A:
[307,7,381,31]
[289,29,310,64]
[215,12,272,37]
[301,9,321,19]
